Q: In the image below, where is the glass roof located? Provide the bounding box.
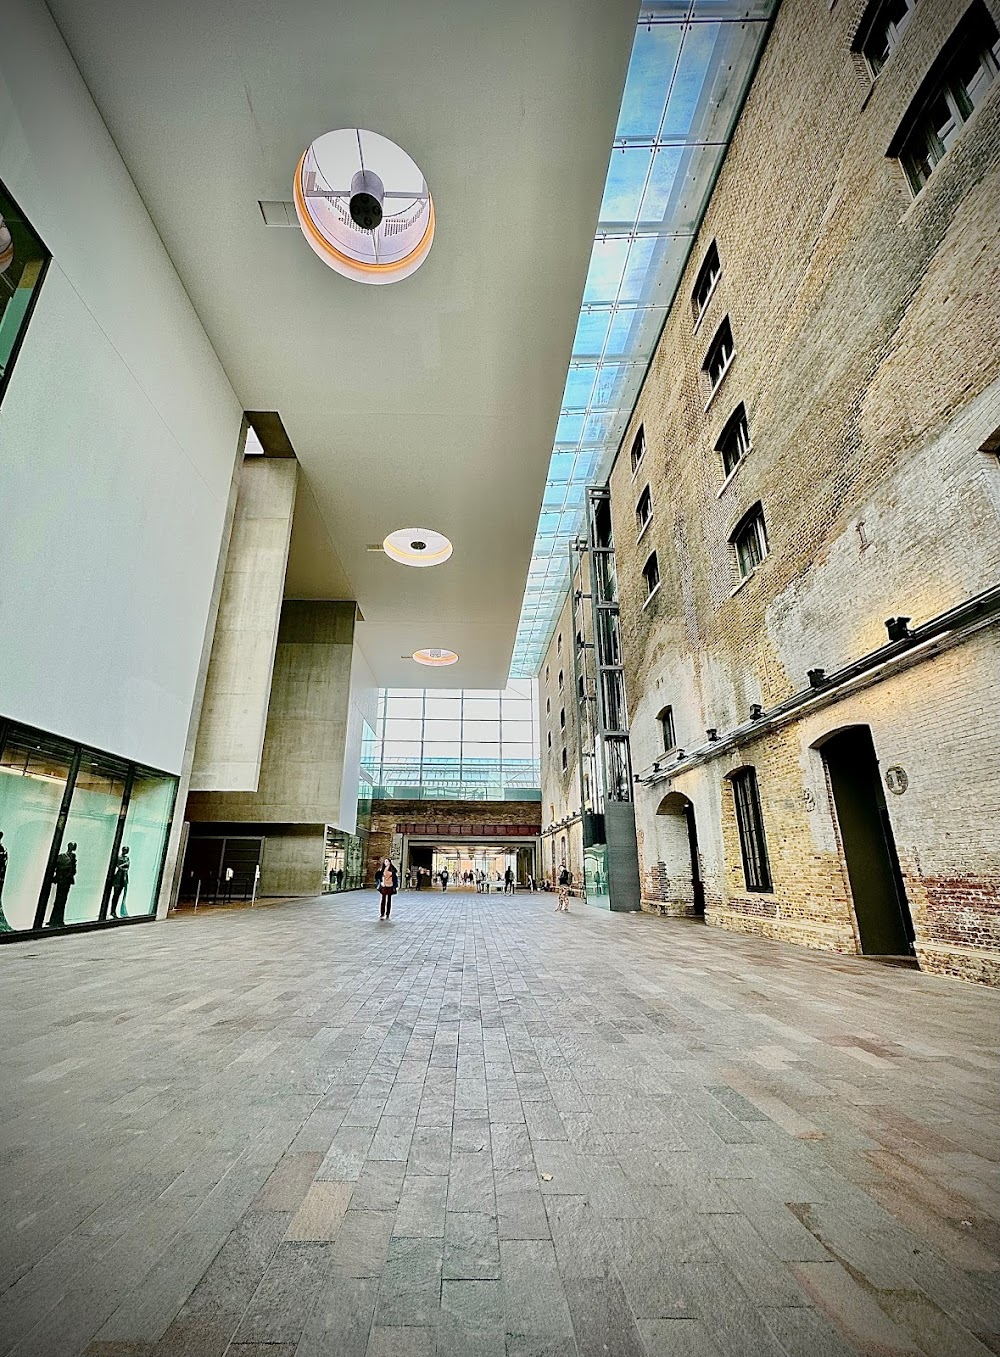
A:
[510,0,777,677]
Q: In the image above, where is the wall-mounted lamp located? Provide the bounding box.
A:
[749,703,763,720]
[706,728,719,742]
[885,616,913,642]
[807,668,826,689]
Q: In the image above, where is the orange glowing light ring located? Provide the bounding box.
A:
[293,151,435,278]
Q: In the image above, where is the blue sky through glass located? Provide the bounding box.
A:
[509,1,777,677]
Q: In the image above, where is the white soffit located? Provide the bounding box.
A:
[45,0,636,690]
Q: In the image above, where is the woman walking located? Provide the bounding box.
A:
[555,862,571,913]
[376,858,399,919]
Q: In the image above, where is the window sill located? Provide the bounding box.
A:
[641,582,662,610]
[636,516,652,546]
[897,82,999,221]
[715,445,753,498]
[704,357,734,413]
[728,552,768,597]
[692,273,721,337]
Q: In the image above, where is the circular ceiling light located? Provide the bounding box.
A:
[413,648,459,667]
[294,128,434,285]
[383,528,453,568]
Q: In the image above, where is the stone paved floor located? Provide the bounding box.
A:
[1,891,999,1357]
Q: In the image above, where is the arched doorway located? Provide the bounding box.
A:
[817,725,914,956]
[655,792,705,916]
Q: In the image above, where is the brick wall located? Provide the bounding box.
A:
[366,799,541,885]
[538,591,586,886]
[602,0,1000,982]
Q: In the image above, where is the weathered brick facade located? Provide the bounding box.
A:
[538,593,585,887]
[366,799,542,886]
[546,0,1000,983]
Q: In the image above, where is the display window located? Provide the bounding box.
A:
[0,719,176,938]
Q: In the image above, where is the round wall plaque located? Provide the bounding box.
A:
[885,766,909,795]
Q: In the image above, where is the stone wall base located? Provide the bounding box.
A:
[641,897,700,919]
[706,908,857,954]
[916,942,1000,987]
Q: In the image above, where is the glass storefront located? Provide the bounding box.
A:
[323,746,373,893]
[0,718,177,937]
[0,178,50,407]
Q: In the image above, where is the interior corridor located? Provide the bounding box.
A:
[0,894,997,1357]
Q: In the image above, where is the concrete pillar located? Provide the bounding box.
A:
[190,456,298,791]
[186,601,358,894]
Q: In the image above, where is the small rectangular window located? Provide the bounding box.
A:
[658,705,676,751]
[703,317,734,391]
[894,4,1000,193]
[642,551,660,598]
[635,485,652,535]
[692,240,721,322]
[561,747,568,770]
[731,503,768,579]
[731,767,772,892]
[558,669,564,688]
[560,707,566,729]
[717,403,752,477]
[630,426,646,473]
[857,0,917,75]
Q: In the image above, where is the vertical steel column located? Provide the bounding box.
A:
[585,486,641,911]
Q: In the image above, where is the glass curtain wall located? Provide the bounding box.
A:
[0,718,176,935]
[368,683,540,801]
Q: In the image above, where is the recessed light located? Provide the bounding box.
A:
[294,128,434,285]
[413,649,459,667]
[383,528,453,567]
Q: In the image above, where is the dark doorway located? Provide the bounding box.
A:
[821,727,914,955]
[181,835,263,904]
[685,802,706,917]
[408,844,433,887]
[655,792,704,918]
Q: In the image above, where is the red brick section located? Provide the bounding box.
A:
[366,799,541,883]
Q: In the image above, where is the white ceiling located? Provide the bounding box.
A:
[48,0,635,687]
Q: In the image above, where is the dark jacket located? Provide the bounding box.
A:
[53,850,77,886]
[375,863,399,893]
[558,867,571,887]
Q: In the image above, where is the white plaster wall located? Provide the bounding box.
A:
[0,0,242,773]
[337,637,377,836]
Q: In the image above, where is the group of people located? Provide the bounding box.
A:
[374,857,574,918]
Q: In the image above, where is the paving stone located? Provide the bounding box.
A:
[443,1211,501,1280]
[1,891,997,1357]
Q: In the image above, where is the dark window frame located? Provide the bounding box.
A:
[730,502,768,579]
[703,316,734,391]
[657,705,676,751]
[716,402,752,478]
[635,484,652,536]
[561,747,568,771]
[730,766,772,893]
[854,0,918,76]
[692,240,721,322]
[642,551,660,599]
[889,4,1000,194]
[630,426,646,474]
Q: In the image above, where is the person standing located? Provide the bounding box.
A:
[555,862,571,913]
[109,845,130,918]
[440,867,449,892]
[0,830,10,932]
[504,866,515,895]
[376,858,398,919]
[48,841,78,927]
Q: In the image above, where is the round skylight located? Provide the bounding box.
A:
[413,648,459,667]
[294,128,434,285]
[383,528,453,567]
